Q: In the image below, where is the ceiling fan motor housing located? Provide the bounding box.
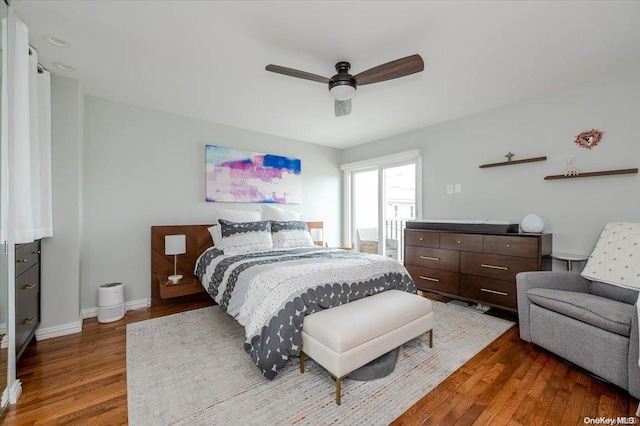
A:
[329,61,357,100]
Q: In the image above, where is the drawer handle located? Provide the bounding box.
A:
[24,283,36,290]
[456,240,462,244]
[505,244,511,248]
[24,317,35,325]
[419,256,440,261]
[16,258,29,263]
[33,250,41,254]
[481,288,509,296]
[419,276,440,282]
[419,237,424,241]
[481,263,509,271]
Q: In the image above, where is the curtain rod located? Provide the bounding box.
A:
[28,45,46,74]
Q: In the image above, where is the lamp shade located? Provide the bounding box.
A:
[165,234,186,255]
[309,227,323,242]
[329,84,356,101]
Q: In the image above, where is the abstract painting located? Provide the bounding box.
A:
[206,145,302,204]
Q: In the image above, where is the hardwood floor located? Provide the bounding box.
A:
[1,294,638,425]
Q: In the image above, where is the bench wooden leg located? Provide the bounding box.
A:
[300,351,305,373]
[336,376,342,405]
[428,329,433,348]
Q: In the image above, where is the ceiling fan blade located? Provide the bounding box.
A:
[265,64,330,84]
[335,99,352,117]
[353,54,424,86]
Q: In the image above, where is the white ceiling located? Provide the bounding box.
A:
[14,1,640,149]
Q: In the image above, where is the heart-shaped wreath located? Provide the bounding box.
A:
[574,129,603,149]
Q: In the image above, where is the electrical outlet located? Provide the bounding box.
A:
[446,184,453,195]
[454,184,461,193]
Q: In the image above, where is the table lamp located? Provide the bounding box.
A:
[165,234,186,283]
[310,227,324,246]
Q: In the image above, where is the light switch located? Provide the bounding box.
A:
[454,184,461,193]
[446,184,453,195]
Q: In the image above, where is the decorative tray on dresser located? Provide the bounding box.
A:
[404,220,552,312]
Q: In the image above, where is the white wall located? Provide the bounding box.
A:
[82,96,341,310]
[342,69,640,267]
[39,75,83,333]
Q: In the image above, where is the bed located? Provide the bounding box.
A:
[194,233,416,379]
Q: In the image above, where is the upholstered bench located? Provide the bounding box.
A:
[300,290,433,404]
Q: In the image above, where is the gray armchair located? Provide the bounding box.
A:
[517,271,639,399]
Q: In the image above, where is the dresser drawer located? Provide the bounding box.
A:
[16,261,40,293]
[405,230,439,248]
[460,274,517,310]
[405,265,459,295]
[405,246,459,272]
[16,263,40,353]
[460,252,538,281]
[15,240,41,277]
[483,235,538,258]
[440,233,482,252]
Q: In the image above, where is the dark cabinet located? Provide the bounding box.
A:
[15,240,41,360]
[404,229,552,312]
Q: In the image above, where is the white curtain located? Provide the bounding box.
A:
[13,18,52,244]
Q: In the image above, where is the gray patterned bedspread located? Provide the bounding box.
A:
[195,247,416,379]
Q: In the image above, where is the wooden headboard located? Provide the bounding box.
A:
[150,221,323,307]
[150,224,214,307]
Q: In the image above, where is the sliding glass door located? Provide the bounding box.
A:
[383,163,416,261]
[352,169,379,254]
[345,151,420,263]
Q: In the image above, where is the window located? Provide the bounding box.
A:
[341,150,421,262]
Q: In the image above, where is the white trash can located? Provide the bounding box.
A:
[97,282,125,323]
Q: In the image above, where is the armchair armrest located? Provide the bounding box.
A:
[629,299,639,399]
[516,271,591,342]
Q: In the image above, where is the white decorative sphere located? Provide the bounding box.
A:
[520,214,544,233]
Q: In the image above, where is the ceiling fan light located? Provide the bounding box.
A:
[329,83,356,101]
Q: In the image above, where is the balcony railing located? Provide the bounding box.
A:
[385,219,408,262]
[355,219,411,262]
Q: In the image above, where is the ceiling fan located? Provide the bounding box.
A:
[265,54,424,117]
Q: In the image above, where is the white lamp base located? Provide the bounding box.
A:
[168,274,183,284]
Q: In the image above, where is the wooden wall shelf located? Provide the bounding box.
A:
[479,156,547,168]
[544,168,638,180]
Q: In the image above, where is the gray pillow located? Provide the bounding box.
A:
[218,219,273,254]
[271,220,315,249]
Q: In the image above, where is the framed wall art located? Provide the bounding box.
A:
[205,145,302,204]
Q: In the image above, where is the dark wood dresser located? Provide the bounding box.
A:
[15,240,41,360]
[404,226,552,312]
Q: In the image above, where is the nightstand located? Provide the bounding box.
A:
[551,252,589,271]
[332,244,354,251]
[158,277,204,299]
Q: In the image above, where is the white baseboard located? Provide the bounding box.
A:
[31,298,151,341]
[81,298,151,319]
[9,379,22,404]
[35,316,83,341]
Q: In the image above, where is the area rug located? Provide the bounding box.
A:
[127,300,514,425]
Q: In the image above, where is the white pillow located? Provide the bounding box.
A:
[210,208,262,250]
[581,222,640,288]
[271,221,316,249]
[207,225,223,249]
[213,207,262,224]
[261,204,302,221]
[218,219,273,255]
